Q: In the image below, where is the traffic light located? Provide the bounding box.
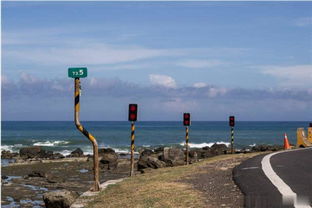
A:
[229,116,235,127]
[183,113,191,126]
[128,104,138,122]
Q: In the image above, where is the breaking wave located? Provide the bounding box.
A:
[179,141,230,148]
[33,140,70,146]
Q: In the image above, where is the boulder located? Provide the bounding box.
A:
[210,143,228,155]
[198,149,214,159]
[140,149,154,157]
[52,153,65,159]
[189,150,198,163]
[19,147,53,159]
[99,148,118,170]
[69,148,84,157]
[43,190,79,208]
[162,147,185,166]
[98,148,115,154]
[137,156,166,171]
[1,150,16,159]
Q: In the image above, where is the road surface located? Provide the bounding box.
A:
[233,148,312,208]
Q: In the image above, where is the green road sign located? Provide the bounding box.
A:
[68,67,88,78]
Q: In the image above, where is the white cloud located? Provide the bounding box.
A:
[294,17,312,27]
[193,82,208,88]
[149,74,177,88]
[261,65,312,87]
[176,59,224,68]
[5,44,184,66]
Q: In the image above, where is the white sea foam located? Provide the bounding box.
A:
[56,150,72,156]
[249,143,256,147]
[179,141,230,148]
[33,140,69,146]
[113,148,130,154]
[1,145,14,152]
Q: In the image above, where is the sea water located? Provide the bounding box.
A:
[1,121,307,156]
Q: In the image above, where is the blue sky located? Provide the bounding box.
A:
[2,2,312,121]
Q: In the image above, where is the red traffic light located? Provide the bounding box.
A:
[183,113,191,126]
[229,116,235,127]
[128,104,138,122]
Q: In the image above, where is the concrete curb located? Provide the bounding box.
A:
[70,178,125,208]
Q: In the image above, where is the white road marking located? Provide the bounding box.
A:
[261,148,312,208]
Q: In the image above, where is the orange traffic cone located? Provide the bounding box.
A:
[284,133,291,150]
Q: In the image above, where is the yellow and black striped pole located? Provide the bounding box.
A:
[230,127,234,154]
[130,122,135,176]
[185,126,189,165]
[74,78,100,191]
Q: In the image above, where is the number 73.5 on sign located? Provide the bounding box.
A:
[68,67,88,78]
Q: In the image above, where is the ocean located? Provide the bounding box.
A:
[1,121,307,156]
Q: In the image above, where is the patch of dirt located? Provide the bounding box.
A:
[184,156,253,208]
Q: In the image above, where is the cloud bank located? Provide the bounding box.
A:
[2,73,312,121]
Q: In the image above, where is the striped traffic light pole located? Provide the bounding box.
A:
[74,77,100,191]
[185,126,189,165]
[129,104,138,176]
[231,127,234,154]
[130,121,135,176]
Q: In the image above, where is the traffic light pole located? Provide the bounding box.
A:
[230,127,234,154]
[74,78,100,191]
[185,126,189,165]
[130,121,135,176]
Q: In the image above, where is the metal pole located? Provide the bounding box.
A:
[185,126,189,165]
[130,122,135,176]
[74,78,100,191]
[231,127,234,154]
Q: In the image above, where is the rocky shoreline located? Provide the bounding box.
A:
[1,144,283,208]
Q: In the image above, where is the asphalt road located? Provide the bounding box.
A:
[233,148,312,208]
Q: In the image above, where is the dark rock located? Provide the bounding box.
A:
[53,153,65,159]
[202,146,210,151]
[140,149,154,157]
[99,148,118,170]
[43,190,79,208]
[154,147,164,154]
[19,147,53,159]
[1,175,8,180]
[269,145,284,151]
[28,170,46,178]
[252,145,269,152]
[189,150,198,163]
[69,148,84,157]
[137,156,166,170]
[1,150,15,159]
[98,148,115,154]
[210,143,228,155]
[197,146,215,159]
[251,145,283,152]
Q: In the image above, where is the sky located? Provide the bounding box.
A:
[2,1,312,121]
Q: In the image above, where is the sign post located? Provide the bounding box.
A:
[229,116,235,154]
[68,67,100,191]
[129,104,138,176]
[183,113,191,165]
